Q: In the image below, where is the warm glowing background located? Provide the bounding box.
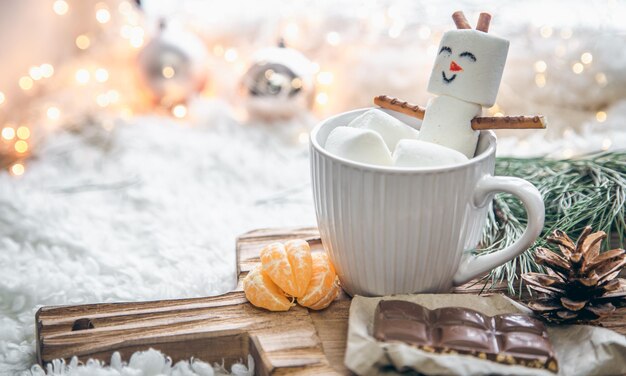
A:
[1,0,625,177]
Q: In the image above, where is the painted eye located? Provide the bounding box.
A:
[439,46,452,55]
[459,51,477,62]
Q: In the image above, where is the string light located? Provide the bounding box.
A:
[581,52,593,64]
[560,28,572,39]
[596,111,607,122]
[291,78,303,89]
[534,60,547,73]
[172,104,187,118]
[19,76,34,91]
[284,21,299,41]
[10,163,25,176]
[224,48,238,62]
[162,66,175,78]
[96,6,111,24]
[47,107,61,120]
[96,93,110,107]
[316,92,329,105]
[572,62,584,74]
[118,1,133,15]
[554,45,566,57]
[40,64,54,78]
[298,132,309,143]
[76,35,91,50]
[0,92,5,105]
[326,31,340,46]
[595,72,607,87]
[540,25,553,38]
[14,140,28,154]
[316,71,334,85]
[602,138,612,150]
[2,127,15,140]
[106,90,120,103]
[95,68,109,82]
[29,66,43,80]
[418,26,431,40]
[16,126,30,140]
[75,69,90,84]
[53,0,69,15]
[129,27,144,48]
[535,73,546,87]
[426,45,438,58]
[388,22,404,38]
[120,25,132,39]
[213,45,224,56]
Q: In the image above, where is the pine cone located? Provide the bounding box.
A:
[522,226,626,324]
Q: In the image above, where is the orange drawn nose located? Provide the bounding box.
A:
[449,61,463,72]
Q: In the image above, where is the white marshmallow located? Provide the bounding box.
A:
[393,139,468,168]
[347,109,419,151]
[418,95,482,158]
[324,126,393,166]
[427,29,509,107]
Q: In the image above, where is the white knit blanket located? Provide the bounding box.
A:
[0,113,316,375]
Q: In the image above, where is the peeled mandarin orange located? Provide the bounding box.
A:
[298,252,339,310]
[242,265,293,312]
[260,240,312,298]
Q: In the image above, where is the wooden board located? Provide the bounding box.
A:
[36,227,626,374]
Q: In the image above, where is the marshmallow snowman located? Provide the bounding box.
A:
[418,12,509,158]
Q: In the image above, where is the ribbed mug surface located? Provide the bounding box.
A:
[310,109,495,296]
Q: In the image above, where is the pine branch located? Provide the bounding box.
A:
[478,151,626,295]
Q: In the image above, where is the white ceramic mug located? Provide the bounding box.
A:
[310,108,545,297]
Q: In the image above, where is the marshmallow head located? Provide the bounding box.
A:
[427,29,509,107]
[324,127,393,167]
[347,109,419,151]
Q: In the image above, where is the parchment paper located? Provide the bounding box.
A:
[345,294,626,376]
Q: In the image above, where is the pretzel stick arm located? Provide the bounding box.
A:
[374,95,425,120]
[374,95,546,130]
[471,115,547,130]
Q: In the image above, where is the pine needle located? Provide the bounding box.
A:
[477,151,626,295]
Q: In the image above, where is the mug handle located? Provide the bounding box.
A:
[453,175,545,286]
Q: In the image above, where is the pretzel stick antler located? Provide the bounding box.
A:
[476,12,491,32]
[452,11,472,29]
[453,11,491,33]
[374,95,546,130]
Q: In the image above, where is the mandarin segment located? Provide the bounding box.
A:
[306,278,340,310]
[242,266,293,312]
[298,252,339,309]
[260,242,298,297]
[285,239,313,297]
[260,240,313,298]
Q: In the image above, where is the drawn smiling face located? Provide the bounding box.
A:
[427,29,510,107]
[437,46,477,84]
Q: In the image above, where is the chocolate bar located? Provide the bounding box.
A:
[373,300,558,373]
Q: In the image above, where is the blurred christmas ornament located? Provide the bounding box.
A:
[242,40,315,120]
[137,21,209,107]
